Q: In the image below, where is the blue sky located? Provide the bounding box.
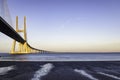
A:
[0,0,120,52]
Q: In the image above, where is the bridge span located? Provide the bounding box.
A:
[0,0,49,54]
[0,16,47,54]
[0,16,25,44]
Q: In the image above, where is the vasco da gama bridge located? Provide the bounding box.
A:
[0,0,47,54]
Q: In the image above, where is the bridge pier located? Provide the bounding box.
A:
[0,0,46,54]
[10,16,41,54]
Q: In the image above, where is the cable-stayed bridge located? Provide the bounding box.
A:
[0,0,47,54]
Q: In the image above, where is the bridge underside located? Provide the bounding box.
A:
[0,16,47,54]
[0,16,25,44]
[0,0,48,54]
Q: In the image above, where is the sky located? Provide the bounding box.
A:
[0,0,120,52]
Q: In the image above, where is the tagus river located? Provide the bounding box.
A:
[0,52,120,80]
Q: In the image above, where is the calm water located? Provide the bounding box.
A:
[0,52,120,61]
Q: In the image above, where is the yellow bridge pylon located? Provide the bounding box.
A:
[10,16,40,54]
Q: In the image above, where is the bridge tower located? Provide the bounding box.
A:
[0,0,45,54]
[11,16,33,54]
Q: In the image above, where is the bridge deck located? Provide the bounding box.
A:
[0,16,25,44]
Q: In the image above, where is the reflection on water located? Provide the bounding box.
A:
[0,52,120,61]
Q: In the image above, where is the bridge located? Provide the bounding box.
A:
[0,0,47,54]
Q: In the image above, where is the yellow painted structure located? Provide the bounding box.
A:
[10,16,39,54]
